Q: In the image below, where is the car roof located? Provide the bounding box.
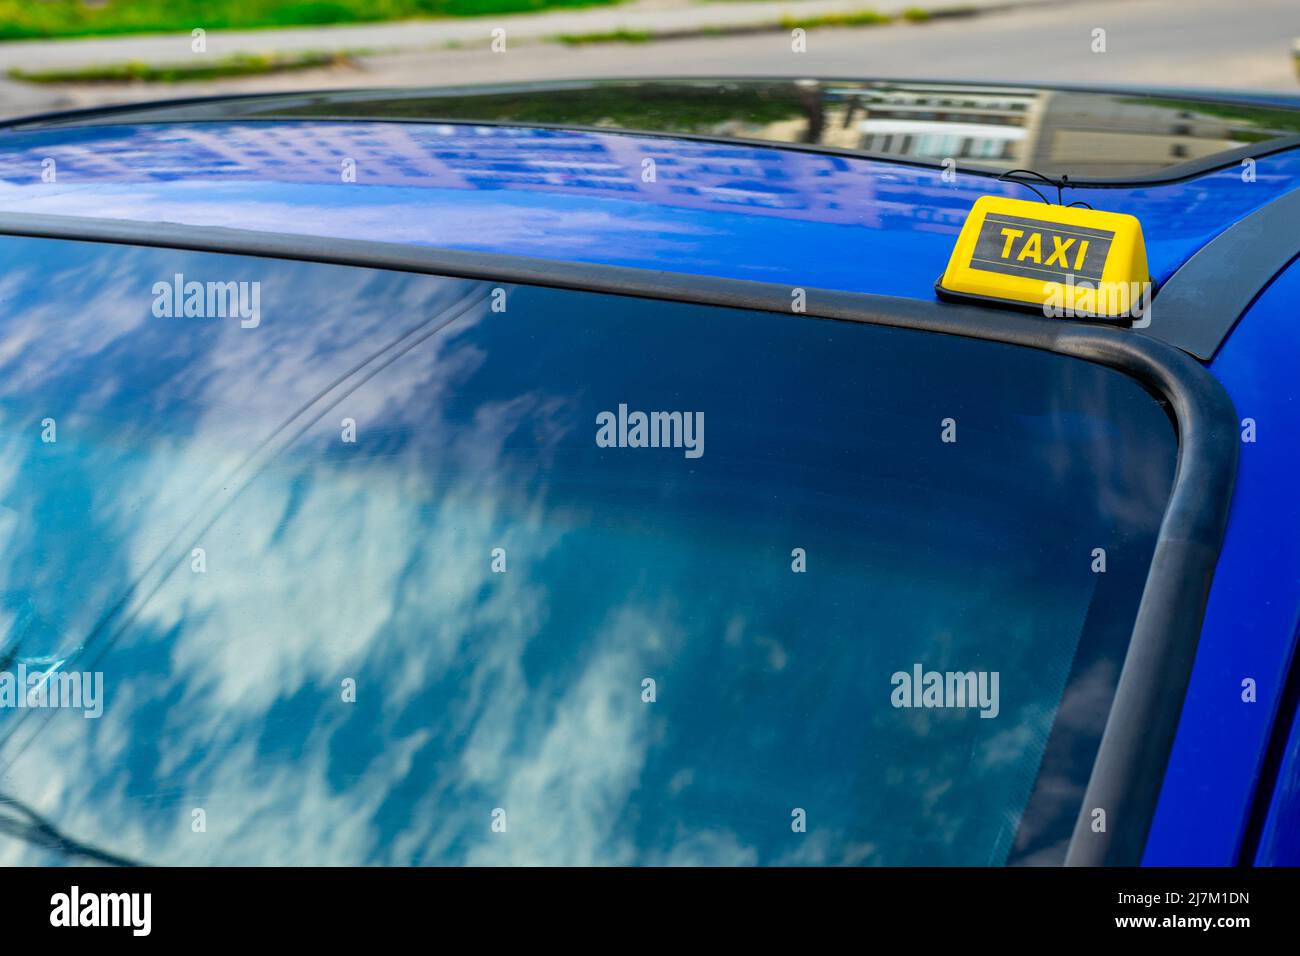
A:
[1,79,1299,303]
[12,78,1300,183]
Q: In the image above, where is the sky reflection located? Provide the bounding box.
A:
[0,236,1176,865]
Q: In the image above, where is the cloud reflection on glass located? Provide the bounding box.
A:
[0,236,1175,865]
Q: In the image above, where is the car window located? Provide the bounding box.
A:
[0,235,1176,865]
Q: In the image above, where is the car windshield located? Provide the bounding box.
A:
[0,235,1177,865]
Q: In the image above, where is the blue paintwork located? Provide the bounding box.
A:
[1255,644,1300,863]
[0,121,1298,297]
[1144,259,1300,865]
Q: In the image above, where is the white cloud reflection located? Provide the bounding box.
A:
[0,235,1143,867]
[0,241,749,866]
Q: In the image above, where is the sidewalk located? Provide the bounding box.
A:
[0,0,1061,72]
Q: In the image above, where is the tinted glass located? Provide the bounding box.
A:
[0,236,1176,865]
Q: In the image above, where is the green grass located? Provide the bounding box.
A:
[782,5,980,32]
[556,5,986,47]
[556,27,651,45]
[779,10,891,30]
[0,0,621,42]
[905,4,980,20]
[9,51,348,83]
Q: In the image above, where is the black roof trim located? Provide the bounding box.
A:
[1145,186,1300,360]
[0,211,1240,865]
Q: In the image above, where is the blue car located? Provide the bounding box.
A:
[0,79,1296,868]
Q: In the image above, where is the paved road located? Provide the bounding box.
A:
[0,0,1044,69]
[347,0,1295,91]
[2,0,1296,119]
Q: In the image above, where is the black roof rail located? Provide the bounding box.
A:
[1144,186,1300,360]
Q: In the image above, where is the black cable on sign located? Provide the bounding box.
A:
[998,168,1094,209]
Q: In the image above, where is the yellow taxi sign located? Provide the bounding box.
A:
[937,196,1150,320]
